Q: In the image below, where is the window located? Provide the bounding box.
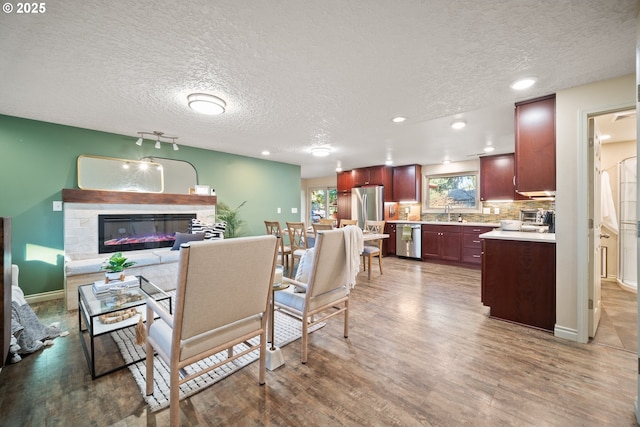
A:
[425,173,479,211]
[309,188,338,224]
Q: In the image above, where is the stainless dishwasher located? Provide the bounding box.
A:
[396,223,421,259]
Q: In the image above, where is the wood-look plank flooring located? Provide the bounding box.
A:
[0,257,637,426]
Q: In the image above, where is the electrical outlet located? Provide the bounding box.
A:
[494,207,500,214]
[483,207,491,214]
[53,201,63,211]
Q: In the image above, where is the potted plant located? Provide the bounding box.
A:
[101,252,136,282]
[216,200,247,238]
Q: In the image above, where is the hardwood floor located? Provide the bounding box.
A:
[0,257,637,426]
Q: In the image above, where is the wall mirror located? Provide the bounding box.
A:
[141,157,198,194]
[77,155,164,193]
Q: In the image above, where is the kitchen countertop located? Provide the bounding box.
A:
[479,229,556,243]
[388,220,500,227]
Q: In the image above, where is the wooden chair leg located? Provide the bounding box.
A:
[378,253,383,275]
[367,255,372,279]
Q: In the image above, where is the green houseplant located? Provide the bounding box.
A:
[101,252,136,281]
[216,200,246,238]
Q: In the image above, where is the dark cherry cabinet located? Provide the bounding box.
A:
[384,223,396,255]
[480,154,517,201]
[337,171,354,193]
[462,226,494,265]
[337,192,351,221]
[514,94,556,196]
[481,238,556,331]
[421,224,461,262]
[392,164,422,202]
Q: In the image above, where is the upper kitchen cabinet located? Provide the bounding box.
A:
[480,154,528,201]
[392,164,422,202]
[353,166,393,201]
[514,94,556,197]
[337,170,354,193]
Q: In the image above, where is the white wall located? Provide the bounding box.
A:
[555,73,635,341]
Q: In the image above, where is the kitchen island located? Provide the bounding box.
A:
[480,230,556,332]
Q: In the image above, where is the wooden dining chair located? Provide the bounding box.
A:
[286,221,309,275]
[312,223,333,238]
[339,219,358,228]
[264,220,291,268]
[318,218,336,227]
[362,220,385,279]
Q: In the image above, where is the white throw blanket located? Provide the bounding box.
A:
[342,225,364,289]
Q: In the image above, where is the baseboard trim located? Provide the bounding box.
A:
[25,290,65,305]
[554,324,579,342]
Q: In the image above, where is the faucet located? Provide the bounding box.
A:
[444,204,452,222]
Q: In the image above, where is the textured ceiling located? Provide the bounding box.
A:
[0,0,637,178]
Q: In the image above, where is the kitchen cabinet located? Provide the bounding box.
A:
[337,192,351,221]
[353,166,392,188]
[384,223,396,256]
[462,226,494,265]
[421,224,461,262]
[337,170,353,193]
[481,237,556,331]
[392,164,422,202]
[480,154,517,201]
[514,94,556,197]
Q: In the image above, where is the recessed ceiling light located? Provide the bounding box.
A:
[451,120,466,130]
[392,116,406,123]
[510,78,536,90]
[385,160,393,166]
[187,93,226,115]
[442,159,451,164]
[600,134,611,141]
[336,166,343,172]
[261,150,270,156]
[484,146,495,153]
[311,145,331,157]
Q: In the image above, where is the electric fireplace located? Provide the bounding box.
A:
[98,213,196,253]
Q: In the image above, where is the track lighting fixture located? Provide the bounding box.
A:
[134,131,179,150]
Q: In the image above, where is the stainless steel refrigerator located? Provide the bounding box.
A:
[351,186,384,228]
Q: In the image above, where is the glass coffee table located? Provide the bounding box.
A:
[78,276,171,379]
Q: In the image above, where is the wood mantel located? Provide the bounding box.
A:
[62,189,217,205]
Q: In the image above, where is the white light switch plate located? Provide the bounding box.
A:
[483,207,491,214]
[277,207,281,214]
[291,207,298,214]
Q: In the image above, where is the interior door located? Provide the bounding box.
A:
[588,117,603,337]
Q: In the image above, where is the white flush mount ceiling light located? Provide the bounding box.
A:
[187,93,226,115]
[385,159,393,166]
[451,120,466,130]
[311,145,331,157]
[484,146,495,153]
[261,150,270,156]
[135,131,179,150]
[510,78,536,90]
[392,116,406,123]
[442,159,451,164]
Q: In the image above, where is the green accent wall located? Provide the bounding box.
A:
[0,114,301,296]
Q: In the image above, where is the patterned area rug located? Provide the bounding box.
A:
[112,307,323,412]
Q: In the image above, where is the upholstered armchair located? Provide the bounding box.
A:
[144,235,278,426]
[274,228,351,364]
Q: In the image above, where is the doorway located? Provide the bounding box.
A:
[589,108,637,348]
[588,108,638,352]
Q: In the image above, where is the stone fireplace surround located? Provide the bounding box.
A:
[62,189,216,311]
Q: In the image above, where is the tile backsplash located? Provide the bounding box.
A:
[396,200,555,223]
